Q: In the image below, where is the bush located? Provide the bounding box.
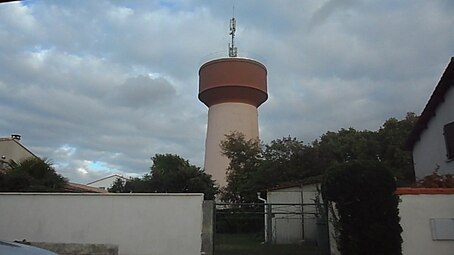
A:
[323,160,402,255]
[0,157,67,192]
[418,168,454,188]
[215,203,264,234]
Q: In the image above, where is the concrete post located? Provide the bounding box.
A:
[201,200,215,255]
[266,204,273,244]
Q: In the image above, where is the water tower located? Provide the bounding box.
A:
[198,16,268,186]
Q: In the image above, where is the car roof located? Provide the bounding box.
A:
[0,241,59,255]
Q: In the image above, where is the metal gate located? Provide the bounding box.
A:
[213,202,330,255]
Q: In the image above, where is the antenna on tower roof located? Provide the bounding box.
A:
[228,3,237,57]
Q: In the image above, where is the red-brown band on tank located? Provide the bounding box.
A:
[199,58,268,107]
[198,86,268,107]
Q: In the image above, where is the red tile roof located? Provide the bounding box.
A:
[64,182,109,193]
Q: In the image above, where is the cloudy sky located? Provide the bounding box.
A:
[1,0,453,184]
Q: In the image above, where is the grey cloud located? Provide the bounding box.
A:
[309,0,359,29]
[1,0,453,184]
[109,75,176,108]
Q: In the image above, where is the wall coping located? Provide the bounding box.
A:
[396,187,454,195]
[0,192,204,197]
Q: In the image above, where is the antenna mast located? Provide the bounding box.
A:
[228,4,237,57]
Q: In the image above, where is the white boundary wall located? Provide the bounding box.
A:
[0,193,204,255]
[399,193,454,255]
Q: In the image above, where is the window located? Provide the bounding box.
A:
[430,218,454,240]
[444,121,454,160]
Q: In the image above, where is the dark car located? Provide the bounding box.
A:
[0,240,59,255]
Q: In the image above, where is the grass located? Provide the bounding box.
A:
[214,233,325,255]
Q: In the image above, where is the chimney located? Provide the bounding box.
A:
[11,134,21,141]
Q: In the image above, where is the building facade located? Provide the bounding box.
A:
[86,174,129,191]
[0,135,37,170]
[406,57,454,179]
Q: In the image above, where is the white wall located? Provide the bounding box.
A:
[0,193,204,255]
[268,187,303,244]
[267,185,325,245]
[413,87,454,179]
[399,193,454,255]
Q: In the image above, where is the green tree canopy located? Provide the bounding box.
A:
[315,128,379,165]
[108,154,218,200]
[220,132,322,203]
[0,157,67,192]
[219,114,417,203]
[377,112,418,186]
[220,132,262,203]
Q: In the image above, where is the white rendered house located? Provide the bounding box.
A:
[0,135,38,170]
[86,174,129,190]
[406,57,454,180]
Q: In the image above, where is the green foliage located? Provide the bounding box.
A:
[261,136,318,183]
[313,113,417,185]
[315,128,379,164]
[220,132,262,203]
[323,160,402,255]
[378,112,418,186]
[221,132,319,203]
[220,133,324,203]
[108,154,218,200]
[108,177,128,193]
[0,157,67,192]
[219,114,417,203]
[216,206,264,234]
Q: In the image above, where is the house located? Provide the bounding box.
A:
[267,184,304,244]
[0,134,107,193]
[406,57,454,180]
[86,174,129,190]
[0,134,38,171]
[65,182,108,193]
[266,177,327,247]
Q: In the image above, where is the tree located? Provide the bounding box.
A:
[109,154,218,200]
[108,177,128,193]
[314,113,418,185]
[378,112,418,185]
[260,136,321,187]
[220,133,320,203]
[219,114,418,203]
[315,128,380,166]
[0,157,67,192]
[323,160,402,255]
[220,132,262,203]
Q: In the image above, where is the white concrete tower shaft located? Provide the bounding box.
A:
[199,58,268,187]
